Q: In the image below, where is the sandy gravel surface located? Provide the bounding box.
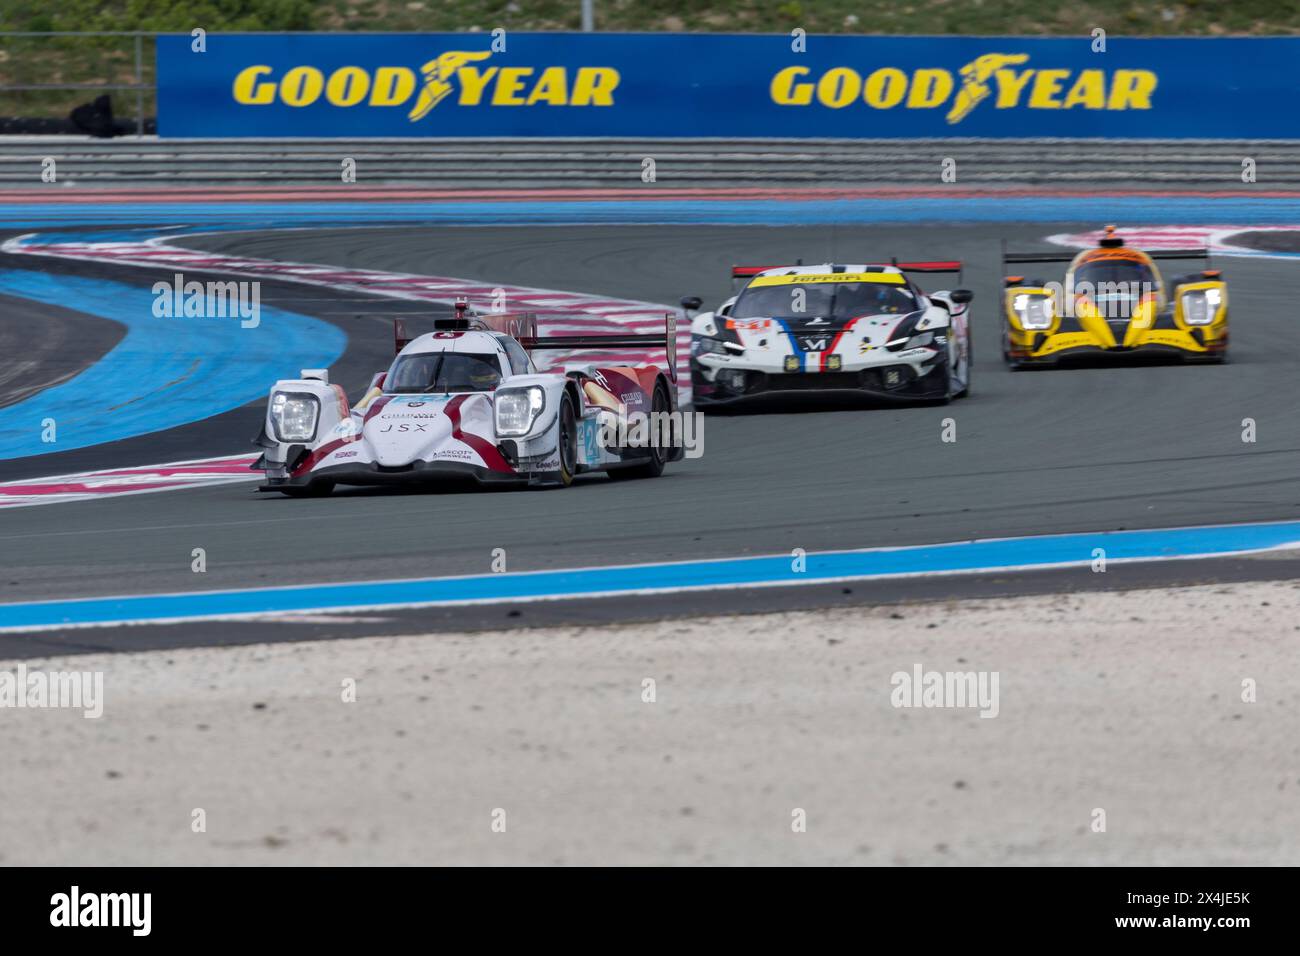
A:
[2,579,1298,865]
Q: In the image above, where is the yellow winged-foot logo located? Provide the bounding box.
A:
[946,53,1030,124]
[408,50,493,121]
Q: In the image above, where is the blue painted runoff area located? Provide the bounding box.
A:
[4,196,1300,229]
[0,268,346,460]
[3,519,1298,630]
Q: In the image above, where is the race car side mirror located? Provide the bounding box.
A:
[680,296,703,312]
[950,289,974,304]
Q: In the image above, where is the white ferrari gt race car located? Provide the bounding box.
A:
[684,261,973,406]
[252,306,682,496]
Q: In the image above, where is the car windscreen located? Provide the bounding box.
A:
[731,281,917,320]
[1073,259,1158,295]
[1072,259,1160,319]
[386,353,503,394]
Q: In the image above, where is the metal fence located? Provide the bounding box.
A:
[1,21,606,132]
[0,32,153,134]
[1,137,1297,189]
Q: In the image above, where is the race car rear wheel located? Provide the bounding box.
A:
[607,382,670,481]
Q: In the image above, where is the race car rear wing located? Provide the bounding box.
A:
[1003,223,1212,263]
[393,304,538,354]
[886,259,964,273]
[395,318,413,353]
[1003,249,1212,264]
[1003,223,1213,271]
[731,264,788,292]
[1001,242,1214,285]
[393,311,679,381]
[885,259,964,286]
[521,312,679,382]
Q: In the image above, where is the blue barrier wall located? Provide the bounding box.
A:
[157,33,1300,139]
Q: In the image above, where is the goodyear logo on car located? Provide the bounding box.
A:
[769,55,1158,123]
[231,51,620,119]
[155,34,1300,139]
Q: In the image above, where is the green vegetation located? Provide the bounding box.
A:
[5,0,1291,36]
[317,0,1300,36]
[2,0,1296,118]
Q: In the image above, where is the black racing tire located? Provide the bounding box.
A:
[1002,328,1026,371]
[955,322,971,398]
[1000,329,1011,366]
[279,480,335,498]
[553,391,578,488]
[689,365,714,409]
[607,383,670,481]
[933,360,954,405]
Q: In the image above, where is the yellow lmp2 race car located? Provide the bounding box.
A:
[1000,226,1228,369]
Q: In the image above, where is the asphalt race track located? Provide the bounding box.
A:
[3,222,1299,637]
[0,292,124,409]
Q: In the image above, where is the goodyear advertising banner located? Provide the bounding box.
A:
[156,33,1300,139]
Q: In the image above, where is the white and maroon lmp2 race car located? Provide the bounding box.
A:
[685,261,973,405]
[252,306,682,496]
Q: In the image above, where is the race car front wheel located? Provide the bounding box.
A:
[1002,329,1027,370]
[955,324,971,398]
[555,392,578,487]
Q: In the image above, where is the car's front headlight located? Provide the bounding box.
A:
[885,330,935,350]
[1012,293,1054,330]
[495,386,546,437]
[1182,288,1222,326]
[270,392,320,442]
[694,336,730,356]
